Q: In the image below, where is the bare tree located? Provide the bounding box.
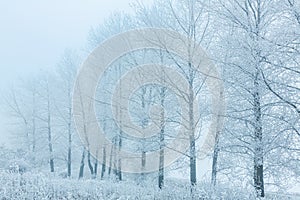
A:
[57,49,79,177]
[134,0,213,188]
[211,0,300,196]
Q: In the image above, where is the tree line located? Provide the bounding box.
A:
[3,0,300,198]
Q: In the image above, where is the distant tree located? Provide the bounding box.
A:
[56,49,80,177]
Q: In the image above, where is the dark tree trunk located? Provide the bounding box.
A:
[211,143,219,186]
[117,136,122,181]
[67,146,71,177]
[101,147,106,179]
[254,164,264,197]
[49,158,54,173]
[108,144,113,176]
[79,148,86,179]
[87,150,95,178]
[113,140,118,177]
[190,139,196,186]
[158,137,164,189]
[94,149,98,178]
[141,151,146,178]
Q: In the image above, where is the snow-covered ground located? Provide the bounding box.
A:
[0,170,298,200]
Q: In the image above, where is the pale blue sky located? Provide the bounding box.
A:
[0,0,152,146]
[0,0,134,84]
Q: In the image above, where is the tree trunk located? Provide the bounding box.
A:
[67,104,72,177]
[87,149,94,177]
[113,138,118,177]
[158,132,164,189]
[211,142,219,186]
[67,124,72,177]
[47,91,54,173]
[49,157,54,173]
[158,86,166,189]
[94,149,98,178]
[48,127,54,173]
[190,139,196,186]
[108,144,113,176]
[188,64,196,186]
[140,87,147,181]
[253,70,265,197]
[117,135,122,181]
[101,146,106,179]
[141,151,146,179]
[116,64,123,181]
[79,148,86,179]
[211,91,223,187]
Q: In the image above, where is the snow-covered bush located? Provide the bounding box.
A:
[8,159,30,174]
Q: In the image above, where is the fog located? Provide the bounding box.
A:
[0,0,138,146]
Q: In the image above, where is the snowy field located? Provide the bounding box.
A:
[0,170,298,200]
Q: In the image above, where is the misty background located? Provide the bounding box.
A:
[0,0,150,146]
